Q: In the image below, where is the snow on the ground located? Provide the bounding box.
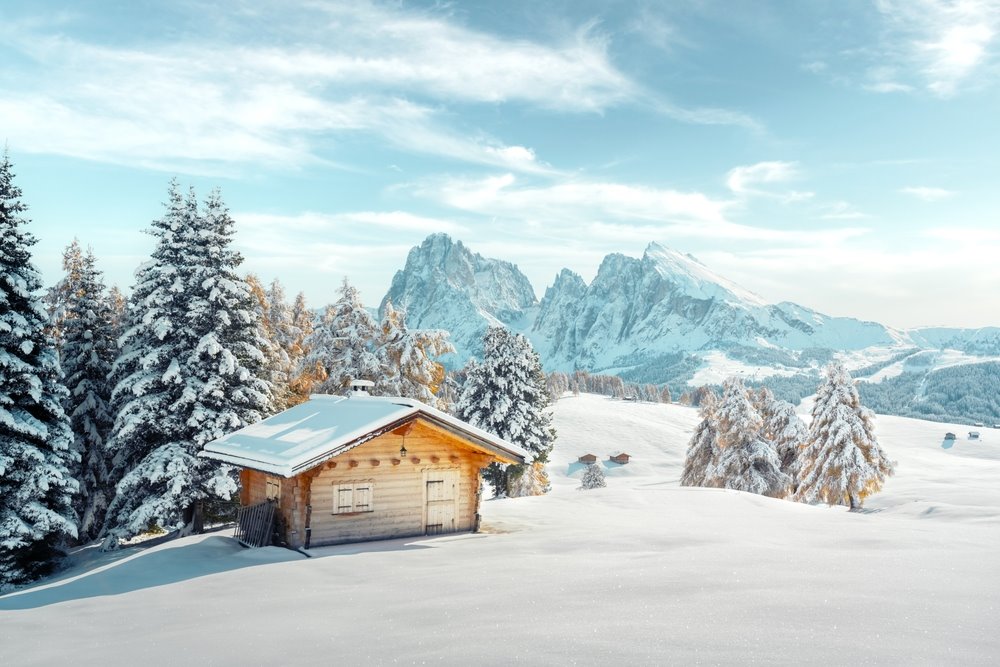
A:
[687,350,799,386]
[3,394,1000,664]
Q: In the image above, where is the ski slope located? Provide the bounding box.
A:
[2,395,999,664]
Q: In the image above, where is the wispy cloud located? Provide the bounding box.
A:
[0,2,631,172]
[874,0,1000,96]
[820,201,870,220]
[412,172,865,245]
[899,185,957,201]
[726,161,813,202]
[237,210,467,235]
[0,1,758,174]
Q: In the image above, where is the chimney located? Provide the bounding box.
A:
[348,379,375,396]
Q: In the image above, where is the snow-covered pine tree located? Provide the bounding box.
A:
[104,184,273,544]
[456,326,555,497]
[286,291,316,403]
[59,245,117,542]
[795,363,895,509]
[0,151,78,589]
[103,183,193,544]
[377,300,454,409]
[43,239,85,351]
[266,279,300,406]
[757,388,809,483]
[680,389,720,487]
[710,377,790,497]
[106,285,126,331]
[246,274,291,409]
[579,462,606,490]
[660,385,672,404]
[304,278,381,395]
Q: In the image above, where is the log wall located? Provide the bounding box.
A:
[304,420,491,548]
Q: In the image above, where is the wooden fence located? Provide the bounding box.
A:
[234,499,276,548]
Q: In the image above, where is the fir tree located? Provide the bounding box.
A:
[304,278,380,395]
[456,326,555,497]
[43,239,85,350]
[287,291,316,403]
[377,300,454,409]
[757,388,809,483]
[579,462,606,490]
[796,364,895,509]
[0,151,78,589]
[710,378,790,497]
[246,274,290,410]
[59,244,117,541]
[680,389,720,487]
[104,183,272,544]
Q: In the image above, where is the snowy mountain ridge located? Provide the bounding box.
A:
[380,234,998,395]
[379,233,537,362]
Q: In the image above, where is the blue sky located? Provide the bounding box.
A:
[3,0,999,329]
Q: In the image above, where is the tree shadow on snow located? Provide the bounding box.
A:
[0,533,304,611]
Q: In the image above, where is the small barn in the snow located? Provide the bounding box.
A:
[578,454,597,464]
[200,384,526,549]
[609,452,631,464]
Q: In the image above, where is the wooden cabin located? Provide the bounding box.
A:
[609,452,631,465]
[200,384,526,549]
[578,454,598,464]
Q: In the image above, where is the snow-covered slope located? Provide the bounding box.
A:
[3,395,998,663]
[379,233,537,364]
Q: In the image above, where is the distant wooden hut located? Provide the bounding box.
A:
[969,431,981,440]
[200,383,526,549]
[609,452,631,465]
[944,432,957,440]
[578,454,598,464]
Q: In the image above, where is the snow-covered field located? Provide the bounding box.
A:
[3,394,999,665]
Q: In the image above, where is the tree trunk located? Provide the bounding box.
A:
[849,492,861,511]
[192,500,204,534]
[182,500,206,534]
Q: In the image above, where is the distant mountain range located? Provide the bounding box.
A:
[380,233,1000,423]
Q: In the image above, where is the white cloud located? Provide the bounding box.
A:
[0,1,762,173]
[922,226,1000,242]
[899,186,957,201]
[237,210,467,235]
[820,201,870,220]
[874,0,1000,96]
[0,4,628,172]
[725,161,812,202]
[726,161,798,194]
[413,172,866,246]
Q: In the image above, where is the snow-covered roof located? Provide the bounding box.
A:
[199,394,528,477]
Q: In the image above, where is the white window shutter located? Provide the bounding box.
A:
[334,484,354,514]
[354,484,373,512]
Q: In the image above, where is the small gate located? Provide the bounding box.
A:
[234,499,277,548]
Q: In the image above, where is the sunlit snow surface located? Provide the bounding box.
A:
[3,395,999,664]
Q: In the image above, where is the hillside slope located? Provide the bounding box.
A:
[2,396,998,664]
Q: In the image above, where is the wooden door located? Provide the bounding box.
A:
[424,469,458,535]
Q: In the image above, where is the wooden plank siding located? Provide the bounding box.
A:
[305,420,491,548]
